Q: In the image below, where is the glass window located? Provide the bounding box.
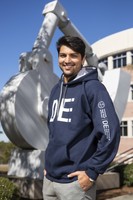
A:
[120,121,128,136]
[131,51,133,64]
[132,121,133,136]
[130,84,133,100]
[113,52,126,68]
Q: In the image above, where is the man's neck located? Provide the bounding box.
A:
[63,74,77,83]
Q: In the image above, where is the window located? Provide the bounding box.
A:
[113,52,126,68]
[132,121,133,136]
[120,121,128,136]
[130,84,133,100]
[131,51,133,64]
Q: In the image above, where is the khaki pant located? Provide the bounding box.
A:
[43,177,96,200]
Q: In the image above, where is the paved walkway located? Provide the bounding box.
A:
[108,194,133,200]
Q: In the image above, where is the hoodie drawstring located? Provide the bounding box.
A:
[57,81,68,117]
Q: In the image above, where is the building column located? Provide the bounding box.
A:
[128,120,132,137]
[126,51,132,65]
[108,56,113,70]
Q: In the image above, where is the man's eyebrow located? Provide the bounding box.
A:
[59,52,79,55]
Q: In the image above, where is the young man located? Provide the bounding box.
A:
[43,36,120,200]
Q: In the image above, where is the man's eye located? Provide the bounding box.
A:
[71,54,78,58]
[59,54,66,58]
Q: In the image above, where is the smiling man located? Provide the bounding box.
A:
[43,36,120,200]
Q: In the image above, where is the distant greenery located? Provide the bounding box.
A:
[0,141,16,164]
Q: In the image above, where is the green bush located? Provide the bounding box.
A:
[0,141,16,164]
[0,177,20,200]
[123,163,133,186]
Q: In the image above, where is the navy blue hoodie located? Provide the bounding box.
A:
[45,67,120,183]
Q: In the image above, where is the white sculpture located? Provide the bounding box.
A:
[0,0,131,151]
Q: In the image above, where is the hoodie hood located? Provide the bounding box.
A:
[56,66,98,114]
[73,66,98,83]
[60,66,98,86]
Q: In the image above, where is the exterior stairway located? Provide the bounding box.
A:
[97,148,133,191]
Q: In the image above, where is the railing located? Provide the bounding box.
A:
[107,148,133,172]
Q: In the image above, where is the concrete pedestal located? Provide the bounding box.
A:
[8,149,45,199]
[8,149,45,179]
[9,177,43,199]
[96,172,120,190]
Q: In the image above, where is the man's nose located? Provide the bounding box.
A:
[64,55,71,62]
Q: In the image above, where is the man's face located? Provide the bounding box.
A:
[58,45,85,83]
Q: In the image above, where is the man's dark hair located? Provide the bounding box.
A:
[56,35,86,58]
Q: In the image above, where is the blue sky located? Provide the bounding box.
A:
[0,0,133,142]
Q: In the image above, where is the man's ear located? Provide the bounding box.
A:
[82,56,86,65]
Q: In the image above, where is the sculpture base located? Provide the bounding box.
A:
[9,176,43,199]
[8,149,45,199]
[8,149,45,179]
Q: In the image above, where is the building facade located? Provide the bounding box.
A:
[92,28,133,154]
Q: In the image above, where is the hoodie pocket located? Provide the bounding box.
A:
[45,141,74,177]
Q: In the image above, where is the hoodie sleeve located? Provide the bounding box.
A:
[85,80,120,181]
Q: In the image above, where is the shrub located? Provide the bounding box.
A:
[0,177,20,200]
[0,141,16,164]
[123,163,133,186]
